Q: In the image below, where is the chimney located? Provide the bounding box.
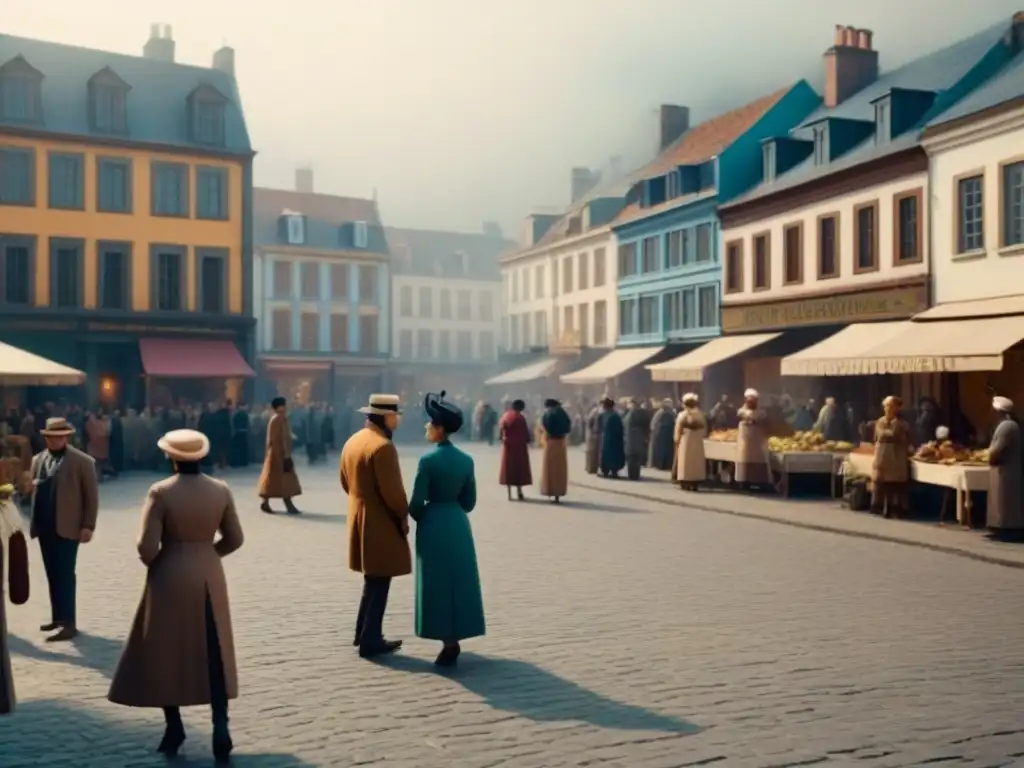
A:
[143,23,175,62]
[659,104,690,151]
[295,167,314,194]
[570,167,600,203]
[823,24,879,108]
[212,45,235,76]
[482,221,503,238]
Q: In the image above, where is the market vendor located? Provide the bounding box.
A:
[986,396,1023,540]
[871,395,912,518]
[736,389,771,490]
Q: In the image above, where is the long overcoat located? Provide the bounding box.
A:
[108,473,244,707]
[648,406,676,470]
[674,408,707,482]
[498,411,532,487]
[735,406,770,484]
[257,412,302,499]
[584,406,602,474]
[598,410,626,474]
[872,416,912,483]
[988,417,1024,531]
[410,441,485,641]
[341,424,412,578]
[540,406,571,498]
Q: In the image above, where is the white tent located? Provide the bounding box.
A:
[0,341,85,386]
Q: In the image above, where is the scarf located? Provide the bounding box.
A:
[39,449,66,482]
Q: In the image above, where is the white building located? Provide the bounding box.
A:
[388,226,511,394]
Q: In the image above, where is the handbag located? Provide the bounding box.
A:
[7,529,29,605]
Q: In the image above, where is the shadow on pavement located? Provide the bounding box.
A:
[8,631,123,679]
[287,511,345,524]
[562,500,651,514]
[0,699,316,767]
[375,652,700,735]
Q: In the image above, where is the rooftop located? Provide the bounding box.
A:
[926,47,1024,132]
[253,187,383,251]
[387,226,514,281]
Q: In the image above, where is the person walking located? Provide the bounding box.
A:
[498,399,532,500]
[409,392,485,667]
[257,397,303,515]
[539,398,571,503]
[107,429,244,762]
[28,417,99,642]
[341,394,412,659]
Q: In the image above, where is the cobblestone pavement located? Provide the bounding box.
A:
[2,442,1024,767]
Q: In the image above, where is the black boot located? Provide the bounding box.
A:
[158,707,186,756]
[285,498,302,515]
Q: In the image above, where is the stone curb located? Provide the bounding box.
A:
[570,479,1024,570]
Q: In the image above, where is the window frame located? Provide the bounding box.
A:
[150,161,190,218]
[195,165,229,220]
[762,141,776,182]
[196,246,228,314]
[0,63,43,124]
[698,285,718,328]
[353,220,369,249]
[0,146,36,207]
[399,285,413,317]
[285,214,305,245]
[96,239,132,311]
[617,242,637,278]
[330,313,349,352]
[270,308,293,351]
[96,156,133,214]
[0,233,36,306]
[359,313,379,354]
[358,264,377,303]
[816,211,840,280]
[593,247,606,286]
[782,221,804,286]
[852,199,880,274]
[190,94,227,147]
[751,231,771,292]
[953,170,985,256]
[299,261,319,300]
[299,311,319,352]
[47,151,85,211]
[892,187,924,266]
[998,157,1024,250]
[724,238,744,294]
[49,236,85,309]
[330,263,349,300]
[874,97,891,145]
[149,243,189,313]
[88,80,129,135]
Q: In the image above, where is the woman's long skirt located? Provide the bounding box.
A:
[540,437,568,497]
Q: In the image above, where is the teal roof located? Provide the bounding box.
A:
[0,33,251,155]
[927,49,1024,129]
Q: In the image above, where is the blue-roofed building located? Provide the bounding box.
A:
[253,170,391,403]
[711,17,1024,413]
[0,24,256,408]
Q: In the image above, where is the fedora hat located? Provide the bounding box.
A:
[157,429,211,462]
[40,417,76,436]
[358,393,402,416]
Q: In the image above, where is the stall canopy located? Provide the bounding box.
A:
[913,294,1024,321]
[560,346,663,386]
[484,357,558,386]
[781,322,911,376]
[140,339,256,378]
[0,342,85,386]
[646,334,779,382]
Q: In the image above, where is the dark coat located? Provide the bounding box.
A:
[598,410,625,473]
[498,411,532,486]
[648,406,676,470]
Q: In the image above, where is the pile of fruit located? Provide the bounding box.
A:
[768,431,856,453]
[914,440,989,465]
[708,429,738,442]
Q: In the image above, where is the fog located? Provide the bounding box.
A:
[8,0,1024,233]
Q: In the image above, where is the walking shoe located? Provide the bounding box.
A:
[45,626,78,643]
[358,639,402,659]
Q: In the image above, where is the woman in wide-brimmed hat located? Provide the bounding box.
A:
[409,392,485,666]
[108,429,244,763]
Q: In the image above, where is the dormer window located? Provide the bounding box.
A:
[286,214,305,245]
[353,220,368,248]
[0,56,43,124]
[187,85,227,147]
[763,142,777,182]
[812,124,829,166]
[874,97,891,145]
[566,215,582,236]
[666,170,681,198]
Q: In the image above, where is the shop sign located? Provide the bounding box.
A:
[721,284,928,333]
[550,329,582,355]
[791,356,977,376]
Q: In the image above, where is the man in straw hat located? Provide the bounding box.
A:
[341,394,411,658]
[871,395,912,518]
[257,397,302,515]
[987,396,1023,539]
[28,417,99,642]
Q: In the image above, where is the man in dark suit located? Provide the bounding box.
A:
[28,417,99,642]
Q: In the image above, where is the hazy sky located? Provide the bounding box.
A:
[8,1,1024,234]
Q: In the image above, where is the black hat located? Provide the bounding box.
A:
[271,396,286,409]
[511,399,526,411]
[544,398,561,408]
[600,396,615,407]
[424,390,463,434]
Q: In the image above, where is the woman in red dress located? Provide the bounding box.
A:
[499,399,532,501]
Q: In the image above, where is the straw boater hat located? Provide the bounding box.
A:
[40,417,76,436]
[157,429,210,462]
[682,393,699,406]
[359,393,402,416]
[993,395,1014,413]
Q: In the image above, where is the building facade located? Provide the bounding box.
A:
[388,225,511,394]
[0,25,255,408]
[253,171,390,404]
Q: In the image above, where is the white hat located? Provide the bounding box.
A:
[682,392,699,404]
[935,426,950,440]
[157,429,210,462]
[359,393,402,416]
[993,396,1014,413]
[744,388,759,399]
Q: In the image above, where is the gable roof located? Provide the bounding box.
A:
[253,187,384,251]
[724,18,1012,208]
[0,33,251,154]
[925,48,1024,133]
[387,227,514,280]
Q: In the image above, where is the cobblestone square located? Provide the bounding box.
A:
[2,443,1023,767]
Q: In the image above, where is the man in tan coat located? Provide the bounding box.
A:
[257,397,302,515]
[28,417,99,642]
[341,393,411,659]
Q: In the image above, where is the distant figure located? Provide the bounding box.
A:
[674,394,707,491]
[871,395,912,519]
[735,389,771,489]
[987,396,1023,540]
[598,397,625,478]
[648,399,676,471]
[584,401,603,474]
[623,398,652,481]
[498,399,532,501]
[539,398,571,503]
[257,397,302,515]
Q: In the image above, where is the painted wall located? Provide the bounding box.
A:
[720,171,929,304]
[925,106,1024,304]
[0,134,245,313]
[392,274,501,362]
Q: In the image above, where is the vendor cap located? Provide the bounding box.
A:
[743,388,759,399]
[993,395,1014,412]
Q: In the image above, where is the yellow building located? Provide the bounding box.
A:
[0,25,255,408]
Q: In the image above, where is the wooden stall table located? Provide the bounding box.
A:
[702,439,737,485]
[770,451,837,498]
[842,451,873,479]
[911,461,989,527]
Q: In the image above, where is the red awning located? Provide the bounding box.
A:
[139,339,255,378]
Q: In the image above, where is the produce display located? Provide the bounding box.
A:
[708,429,738,442]
[768,431,855,453]
[914,440,989,465]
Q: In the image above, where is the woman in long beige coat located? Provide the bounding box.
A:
[736,388,771,488]
[257,397,302,514]
[108,429,244,763]
[675,394,707,490]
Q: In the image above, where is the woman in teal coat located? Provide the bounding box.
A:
[410,391,486,666]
